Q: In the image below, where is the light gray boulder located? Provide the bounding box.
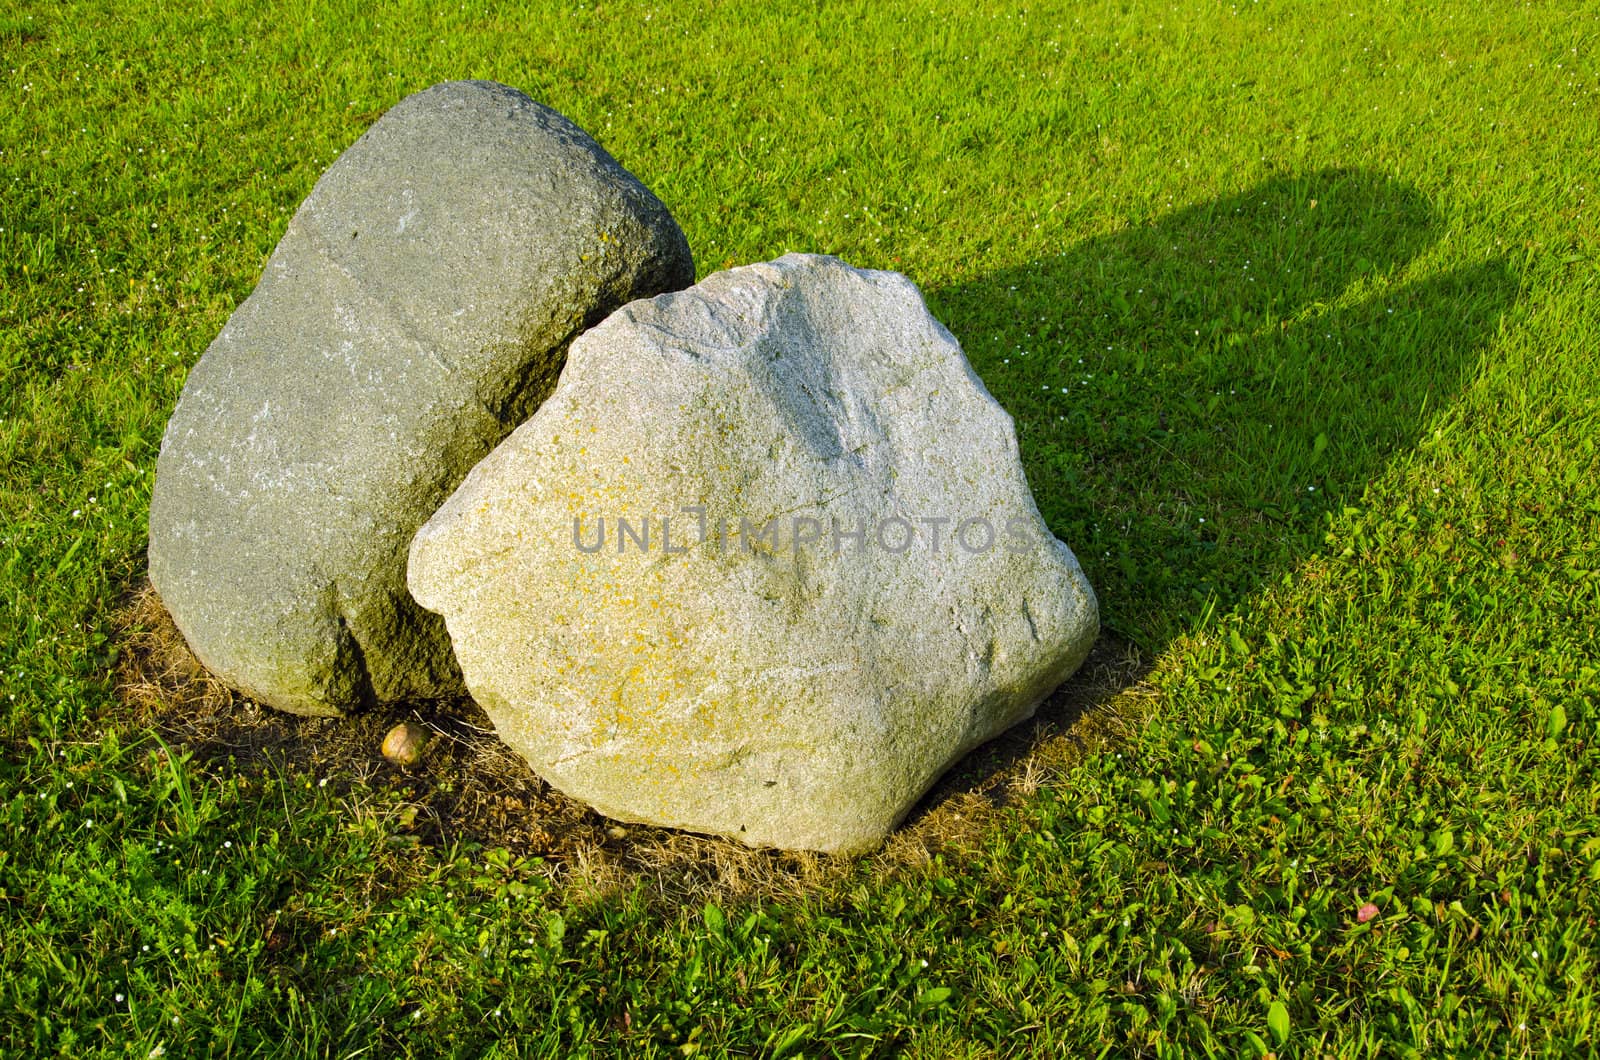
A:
[148,80,694,716]
[409,254,1098,853]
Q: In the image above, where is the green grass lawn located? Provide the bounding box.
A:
[4,0,1600,1054]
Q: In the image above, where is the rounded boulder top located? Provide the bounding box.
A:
[148,80,694,717]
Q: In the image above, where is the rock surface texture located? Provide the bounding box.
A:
[148,80,694,716]
[409,254,1098,853]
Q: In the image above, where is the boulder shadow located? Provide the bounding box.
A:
[902,167,1520,826]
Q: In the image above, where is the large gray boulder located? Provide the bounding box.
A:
[409,254,1098,853]
[149,80,694,716]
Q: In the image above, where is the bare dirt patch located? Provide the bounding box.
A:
[112,580,1151,904]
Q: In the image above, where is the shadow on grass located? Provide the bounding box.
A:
[902,167,1519,825]
[931,166,1518,647]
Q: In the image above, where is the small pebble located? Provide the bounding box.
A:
[382,722,430,767]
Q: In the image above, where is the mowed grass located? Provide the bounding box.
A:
[3,0,1600,1055]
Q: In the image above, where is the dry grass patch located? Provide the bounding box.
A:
[112,580,1151,906]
